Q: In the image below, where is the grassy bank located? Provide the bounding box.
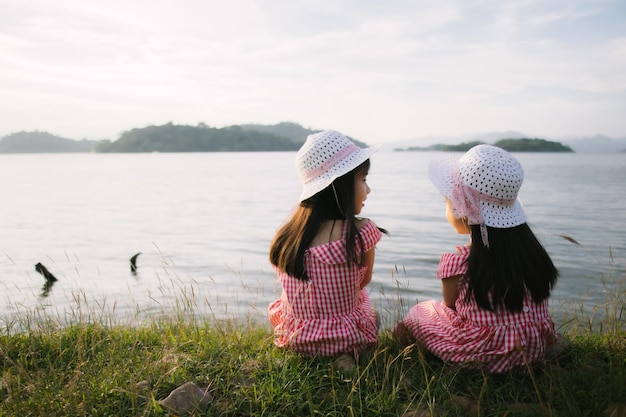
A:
[1,264,625,416]
[0,317,624,416]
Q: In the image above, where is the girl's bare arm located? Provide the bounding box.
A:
[442,275,460,309]
[360,248,375,289]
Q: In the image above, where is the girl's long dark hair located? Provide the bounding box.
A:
[269,160,373,281]
[465,223,558,312]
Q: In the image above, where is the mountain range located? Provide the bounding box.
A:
[0,124,624,153]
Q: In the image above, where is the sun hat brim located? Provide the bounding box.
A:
[428,155,458,199]
[298,144,380,202]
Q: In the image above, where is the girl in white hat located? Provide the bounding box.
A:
[268,130,385,369]
[395,144,560,373]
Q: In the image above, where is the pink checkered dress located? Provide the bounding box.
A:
[268,220,382,356]
[403,245,557,373]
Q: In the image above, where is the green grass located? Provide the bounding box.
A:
[0,263,624,416]
[0,319,624,416]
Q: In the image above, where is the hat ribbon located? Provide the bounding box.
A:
[302,142,360,183]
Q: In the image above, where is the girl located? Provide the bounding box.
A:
[395,144,559,373]
[268,130,385,368]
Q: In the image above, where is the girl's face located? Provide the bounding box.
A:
[353,168,371,215]
[446,198,470,235]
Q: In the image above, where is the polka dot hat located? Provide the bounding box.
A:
[296,130,379,202]
[428,144,527,229]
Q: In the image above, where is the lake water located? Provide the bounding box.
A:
[1,151,624,329]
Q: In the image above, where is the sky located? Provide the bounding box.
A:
[1,0,625,145]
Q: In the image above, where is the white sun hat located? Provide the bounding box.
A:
[428,144,527,243]
[296,130,379,202]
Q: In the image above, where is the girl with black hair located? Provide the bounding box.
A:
[268,131,385,369]
[395,144,560,373]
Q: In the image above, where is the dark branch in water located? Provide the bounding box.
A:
[130,253,141,273]
[35,262,58,282]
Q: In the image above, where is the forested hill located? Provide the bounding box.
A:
[0,131,97,153]
[399,138,574,152]
[96,123,302,152]
[96,122,367,152]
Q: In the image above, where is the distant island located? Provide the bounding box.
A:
[0,122,368,153]
[396,138,574,152]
